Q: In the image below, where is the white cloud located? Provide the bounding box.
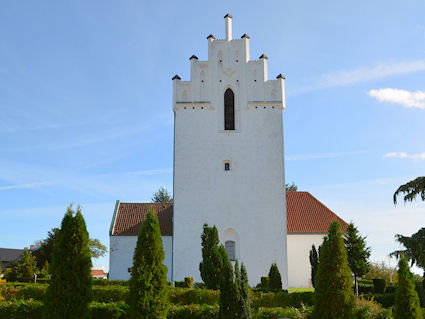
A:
[292,60,425,95]
[368,88,425,109]
[0,181,53,191]
[384,152,425,160]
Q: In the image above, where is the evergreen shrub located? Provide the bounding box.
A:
[184,277,194,288]
[362,293,395,308]
[0,299,42,319]
[373,279,386,293]
[92,279,128,286]
[168,304,218,319]
[312,221,355,319]
[268,263,282,291]
[393,258,422,319]
[169,288,219,305]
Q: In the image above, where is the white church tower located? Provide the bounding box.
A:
[172,14,288,288]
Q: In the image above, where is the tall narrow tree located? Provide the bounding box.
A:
[200,224,223,289]
[394,258,422,319]
[239,263,251,319]
[43,205,92,319]
[219,245,236,319]
[309,244,320,288]
[268,263,282,291]
[344,223,371,296]
[312,221,355,319]
[128,207,168,319]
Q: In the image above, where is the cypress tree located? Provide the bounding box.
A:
[16,248,37,282]
[128,207,168,319]
[219,245,236,319]
[200,224,223,289]
[344,222,371,296]
[268,263,282,291]
[234,261,242,318]
[240,263,251,319]
[394,258,422,319]
[312,221,355,319]
[43,205,93,319]
[309,244,320,288]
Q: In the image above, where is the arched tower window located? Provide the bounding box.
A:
[224,89,235,130]
[225,240,236,261]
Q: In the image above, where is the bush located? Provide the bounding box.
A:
[92,279,128,286]
[312,221,355,319]
[184,277,194,289]
[0,299,42,319]
[251,291,314,309]
[354,297,392,319]
[89,301,128,319]
[168,304,218,319]
[362,293,395,308]
[268,263,282,291]
[169,288,220,306]
[254,306,312,319]
[373,279,386,294]
[415,282,425,308]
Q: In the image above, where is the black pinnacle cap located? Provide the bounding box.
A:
[276,74,286,80]
[207,34,216,40]
[259,54,268,60]
[224,13,233,18]
[189,55,198,60]
[172,75,181,80]
[241,34,250,39]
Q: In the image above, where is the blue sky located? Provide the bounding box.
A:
[1,1,424,273]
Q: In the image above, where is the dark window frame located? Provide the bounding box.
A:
[224,89,235,130]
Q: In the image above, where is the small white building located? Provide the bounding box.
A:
[109,192,347,288]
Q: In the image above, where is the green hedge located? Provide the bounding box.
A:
[254,307,312,319]
[168,304,218,319]
[169,288,219,306]
[92,279,128,286]
[362,293,395,308]
[252,291,314,309]
[0,299,42,319]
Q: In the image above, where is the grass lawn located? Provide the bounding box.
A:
[288,287,314,293]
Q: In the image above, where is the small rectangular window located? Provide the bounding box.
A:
[224,162,230,171]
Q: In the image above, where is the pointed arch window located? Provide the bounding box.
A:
[224,89,235,130]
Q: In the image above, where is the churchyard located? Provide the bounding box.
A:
[1,200,425,319]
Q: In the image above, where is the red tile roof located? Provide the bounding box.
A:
[111,192,347,236]
[286,191,348,233]
[112,202,173,236]
[91,269,107,276]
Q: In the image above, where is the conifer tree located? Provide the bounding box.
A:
[394,258,422,319]
[16,248,37,281]
[309,244,320,288]
[200,224,223,289]
[128,207,168,319]
[239,263,251,319]
[219,245,236,319]
[312,221,355,319]
[43,205,93,319]
[268,263,282,291]
[344,222,371,296]
[234,261,242,317]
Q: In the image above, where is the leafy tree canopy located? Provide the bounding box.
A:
[393,176,425,205]
[32,227,106,268]
[285,182,298,191]
[151,187,173,203]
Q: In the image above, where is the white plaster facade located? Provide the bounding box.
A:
[287,233,325,288]
[109,235,173,282]
[172,15,288,288]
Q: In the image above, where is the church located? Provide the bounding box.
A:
[109,15,347,288]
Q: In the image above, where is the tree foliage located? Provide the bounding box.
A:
[344,222,371,296]
[393,176,425,204]
[268,263,283,291]
[33,227,106,269]
[43,205,93,319]
[128,207,168,319]
[219,248,250,319]
[16,248,37,281]
[363,261,398,283]
[394,258,422,319]
[390,227,425,287]
[309,244,320,288]
[199,224,224,290]
[285,182,298,191]
[151,187,173,203]
[312,221,355,319]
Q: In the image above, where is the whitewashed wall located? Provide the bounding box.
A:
[287,233,325,288]
[172,16,288,288]
[109,235,173,281]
